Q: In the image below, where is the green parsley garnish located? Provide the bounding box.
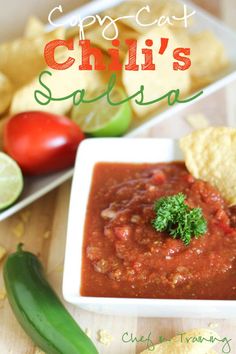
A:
[152,193,207,245]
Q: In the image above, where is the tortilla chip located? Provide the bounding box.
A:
[180,127,236,205]
[103,0,164,33]
[24,16,45,38]
[11,44,102,116]
[173,28,191,47]
[161,0,195,28]
[185,113,210,130]
[0,72,13,115]
[87,22,139,60]
[122,27,191,117]
[0,28,65,89]
[189,31,228,89]
[104,0,190,33]
[140,328,218,354]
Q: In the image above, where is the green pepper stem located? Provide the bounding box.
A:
[17,243,24,252]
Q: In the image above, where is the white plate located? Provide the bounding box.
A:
[1,0,236,222]
[63,138,236,318]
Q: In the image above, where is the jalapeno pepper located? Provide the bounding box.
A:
[3,244,99,354]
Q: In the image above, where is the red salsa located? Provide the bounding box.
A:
[81,162,236,299]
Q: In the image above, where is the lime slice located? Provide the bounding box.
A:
[71,87,132,137]
[0,152,23,210]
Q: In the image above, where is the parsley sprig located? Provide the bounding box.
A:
[152,193,207,245]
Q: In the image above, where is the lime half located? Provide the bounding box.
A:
[0,152,23,210]
[71,87,132,137]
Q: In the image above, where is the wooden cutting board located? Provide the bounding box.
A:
[0,1,236,353]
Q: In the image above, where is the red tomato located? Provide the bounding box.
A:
[3,111,84,175]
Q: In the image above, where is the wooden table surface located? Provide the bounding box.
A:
[0,1,236,353]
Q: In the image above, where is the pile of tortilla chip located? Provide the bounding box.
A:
[0,17,101,119]
[107,0,228,118]
[0,0,229,125]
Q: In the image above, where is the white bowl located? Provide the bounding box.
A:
[63,138,236,318]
